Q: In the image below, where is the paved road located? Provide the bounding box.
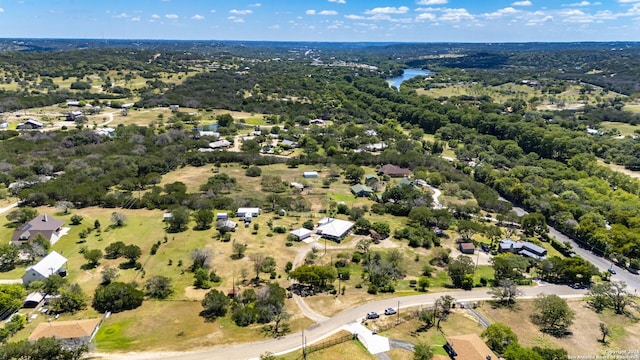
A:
[509,204,640,294]
[93,285,587,360]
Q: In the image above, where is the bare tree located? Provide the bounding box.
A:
[489,279,523,306]
[110,212,128,227]
[252,254,266,281]
[599,323,610,344]
[190,248,213,270]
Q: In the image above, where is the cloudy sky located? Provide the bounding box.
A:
[0,0,639,42]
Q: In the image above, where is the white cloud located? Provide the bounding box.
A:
[191,14,205,20]
[210,10,216,13]
[318,10,338,15]
[268,24,280,29]
[165,14,178,19]
[512,0,532,6]
[131,17,141,22]
[306,9,316,15]
[439,8,474,21]
[563,1,591,6]
[618,0,640,3]
[227,16,244,23]
[230,9,253,15]
[115,13,129,18]
[416,0,447,4]
[249,3,261,7]
[365,6,409,14]
[344,14,364,19]
[526,14,553,25]
[0,7,4,13]
[484,7,518,19]
[329,0,346,3]
[415,12,436,21]
[151,14,160,19]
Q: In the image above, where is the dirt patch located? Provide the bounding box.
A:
[183,286,208,301]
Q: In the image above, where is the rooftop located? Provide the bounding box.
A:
[29,318,102,342]
[28,251,67,277]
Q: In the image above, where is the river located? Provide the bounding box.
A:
[386,68,431,90]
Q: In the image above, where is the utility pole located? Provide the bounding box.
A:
[397,300,400,322]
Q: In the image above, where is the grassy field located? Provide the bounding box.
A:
[479,299,640,356]
[278,331,374,360]
[599,121,640,136]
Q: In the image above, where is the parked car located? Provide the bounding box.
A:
[608,268,617,275]
[366,311,380,319]
[384,308,397,315]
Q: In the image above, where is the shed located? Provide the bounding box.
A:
[290,182,305,190]
[459,242,475,254]
[23,292,46,308]
[216,212,228,220]
[290,228,313,241]
[303,171,318,178]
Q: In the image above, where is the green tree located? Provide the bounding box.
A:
[194,268,211,289]
[104,241,126,259]
[245,166,262,177]
[413,343,434,360]
[0,243,20,272]
[492,253,529,282]
[344,164,365,184]
[70,214,83,225]
[521,213,548,238]
[503,343,544,360]
[6,207,38,225]
[92,282,144,313]
[83,249,103,268]
[482,322,519,354]
[456,220,483,242]
[0,284,26,317]
[193,209,213,230]
[417,276,430,292]
[0,337,86,359]
[232,242,248,260]
[216,113,234,128]
[144,276,173,299]
[123,244,142,264]
[447,255,474,288]
[489,279,523,305]
[52,284,87,314]
[166,207,190,233]
[42,274,68,295]
[531,294,575,336]
[200,289,229,321]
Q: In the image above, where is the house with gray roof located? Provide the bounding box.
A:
[11,214,65,246]
[350,184,373,197]
[499,238,547,260]
[22,251,67,285]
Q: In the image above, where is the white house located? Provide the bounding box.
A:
[290,227,313,241]
[237,207,261,218]
[316,218,354,241]
[22,251,67,285]
[216,212,228,220]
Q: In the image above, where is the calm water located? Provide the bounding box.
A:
[386,68,431,90]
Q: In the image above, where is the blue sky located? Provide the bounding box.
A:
[0,0,639,42]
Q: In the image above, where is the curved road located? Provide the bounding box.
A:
[94,285,587,360]
[509,203,640,294]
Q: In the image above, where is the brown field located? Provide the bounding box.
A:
[479,299,640,356]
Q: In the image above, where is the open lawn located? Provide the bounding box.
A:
[479,299,640,356]
[599,121,640,136]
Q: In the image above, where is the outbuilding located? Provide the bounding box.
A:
[237,207,261,218]
[303,171,318,178]
[22,251,67,285]
[459,242,476,254]
[290,228,313,241]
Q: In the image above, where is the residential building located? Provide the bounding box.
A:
[377,164,411,178]
[350,184,374,197]
[29,318,102,349]
[11,214,65,246]
[237,207,261,218]
[22,251,67,285]
[499,238,548,260]
[209,139,231,149]
[444,333,498,360]
[17,119,43,130]
[316,217,354,241]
